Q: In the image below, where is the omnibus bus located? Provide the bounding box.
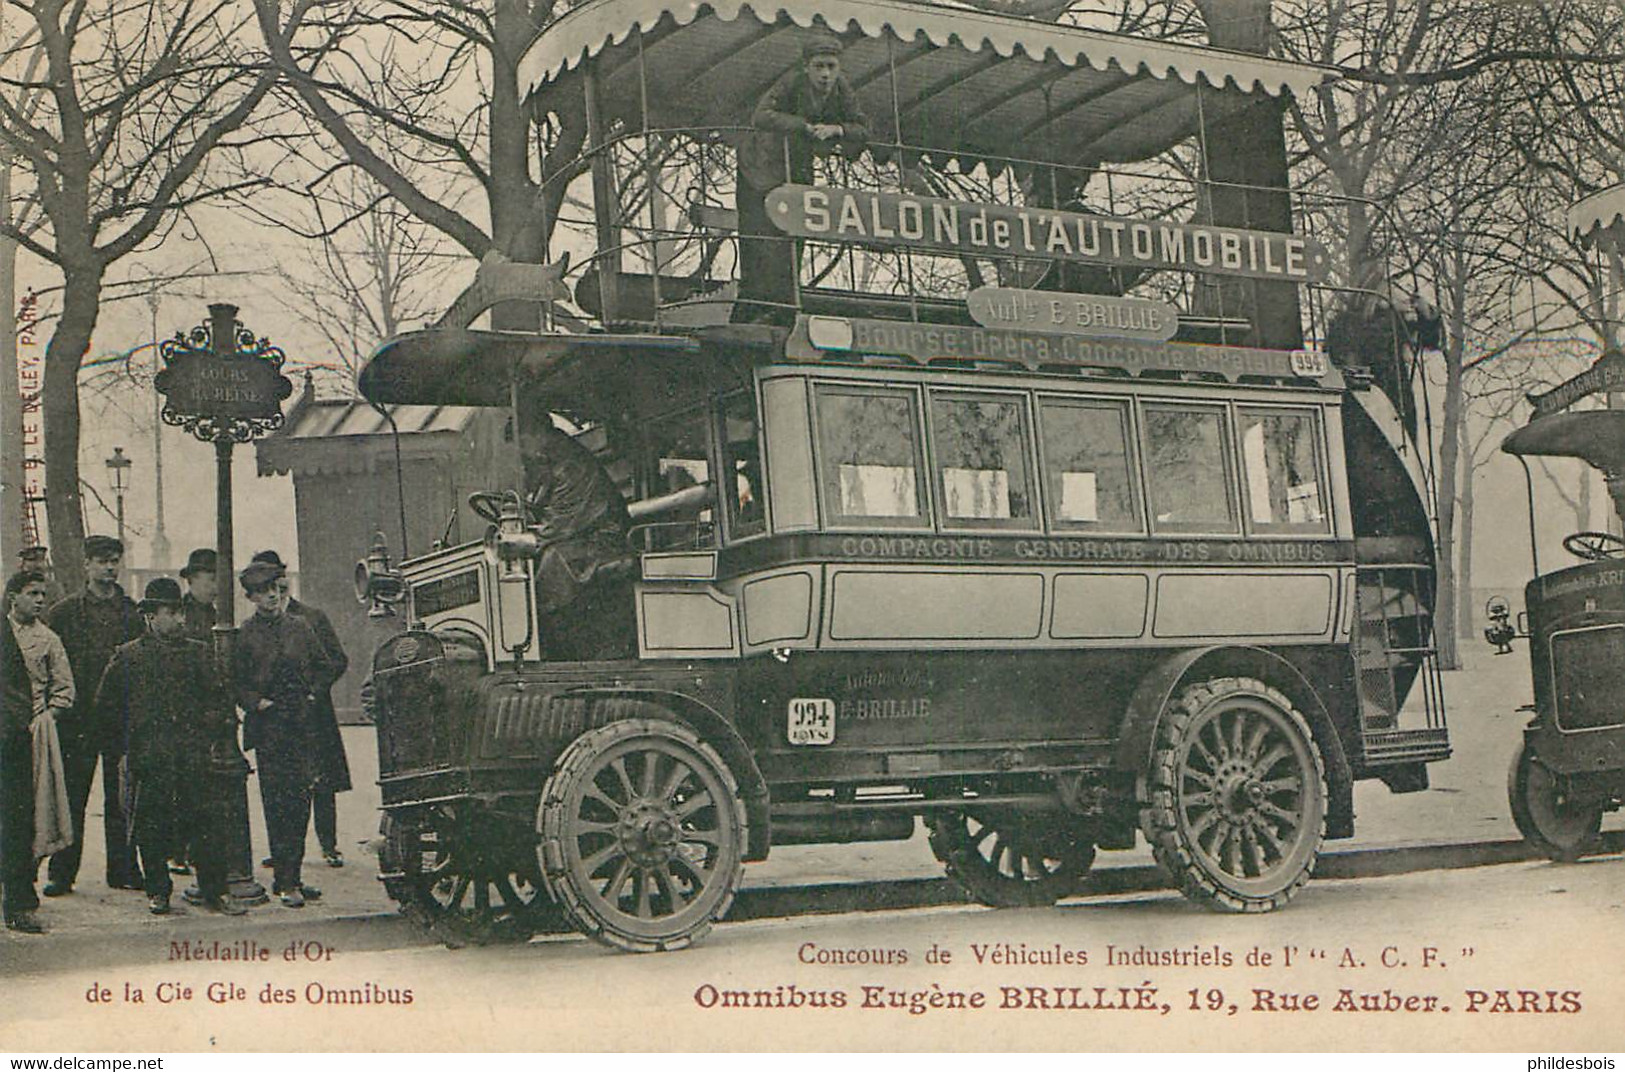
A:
[352,0,1450,951]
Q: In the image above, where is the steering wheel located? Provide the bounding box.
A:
[1563,531,1625,562]
[468,491,523,525]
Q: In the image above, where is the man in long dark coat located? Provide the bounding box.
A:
[96,579,245,916]
[250,551,350,868]
[732,31,869,324]
[233,561,341,906]
[45,535,143,895]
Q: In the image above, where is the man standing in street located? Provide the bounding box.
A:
[233,560,338,906]
[733,31,869,324]
[45,535,143,895]
[96,579,246,917]
[250,550,350,868]
[179,548,218,643]
[2,570,75,934]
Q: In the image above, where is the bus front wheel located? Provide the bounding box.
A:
[1138,677,1326,913]
[1508,741,1602,863]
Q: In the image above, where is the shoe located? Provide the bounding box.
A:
[42,882,72,898]
[202,896,248,917]
[181,886,203,906]
[112,877,145,891]
[322,850,344,868]
[5,912,46,934]
[278,888,305,908]
[298,884,321,902]
[168,859,191,875]
[148,894,171,915]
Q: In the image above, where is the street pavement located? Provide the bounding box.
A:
[4,644,1618,955]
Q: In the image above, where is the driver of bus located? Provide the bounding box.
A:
[733,30,870,324]
[518,418,632,614]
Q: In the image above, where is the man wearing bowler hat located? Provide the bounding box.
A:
[733,30,870,324]
[249,550,351,868]
[232,560,338,906]
[44,534,143,894]
[96,579,245,916]
[179,548,218,643]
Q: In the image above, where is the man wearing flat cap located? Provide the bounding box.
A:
[232,559,341,906]
[734,29,870,324]
[179,548,218,643]
[44,534,144,894]
[249,550,351,868]
[96,579,245,916]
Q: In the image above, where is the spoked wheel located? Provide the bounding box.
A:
[538,718,746,953]
[929,810,1095,908]
[380,806,559,945]
[1508,742,1603,863]
[1139,677,1326,913]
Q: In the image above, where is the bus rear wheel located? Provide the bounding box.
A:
[538,718,746,952]
[1508,742,1602,863]
[1139,677,1326,913]
[929,810,1095,908]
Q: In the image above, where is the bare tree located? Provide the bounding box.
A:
[273,167,461,394]
[252,0,588,331]
[0,0,278,588]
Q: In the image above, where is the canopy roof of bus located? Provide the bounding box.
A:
[1503,410,1625,474]
[518,0,1338,167]
[357,326,755,420]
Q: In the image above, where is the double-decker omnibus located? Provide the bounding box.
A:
[354,0,1449,951]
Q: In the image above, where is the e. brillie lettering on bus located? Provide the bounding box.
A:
[792,187,1316,280]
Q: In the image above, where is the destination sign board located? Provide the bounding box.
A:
[796,315,1330,383]
[967,287,1178,341]
[766,185,1332,284]
[1529,349,1625,417]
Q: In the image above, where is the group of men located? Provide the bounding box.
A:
[0,538,350,934]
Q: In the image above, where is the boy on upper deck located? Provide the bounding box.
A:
[734,30,870,325]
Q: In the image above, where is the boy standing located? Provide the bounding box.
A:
[45,535,143,894]
[2,570,74,933]
[233,561,337,907]
[97,579,246,916]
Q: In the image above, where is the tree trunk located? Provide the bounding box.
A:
[41,263,103,593]
[0,159,23,566]
[1456,418,1476,643]
[1432,253,1468,671]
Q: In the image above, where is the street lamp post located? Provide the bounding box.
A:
[104,446,131,546]
[146,289,171,569]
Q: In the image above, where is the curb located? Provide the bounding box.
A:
[9,831,1621,975]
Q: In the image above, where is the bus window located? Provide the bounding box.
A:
[1037,398,1142,534]
[721,391,766,539]
[929,392,1037,529]
[1142,403,1239,535]
[814,387,928,528]
[644,407,714,549]
[1239,408,1330,534]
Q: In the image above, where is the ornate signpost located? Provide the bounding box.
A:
[155,303,293,905]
